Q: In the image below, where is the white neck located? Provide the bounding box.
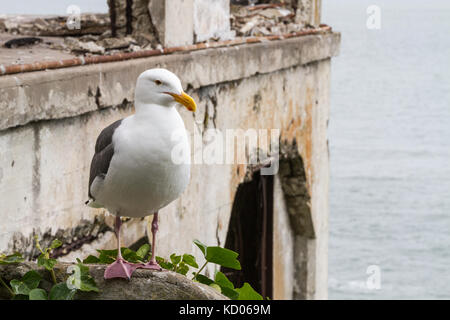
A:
[134,101,175,117]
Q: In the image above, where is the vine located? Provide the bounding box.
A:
[1,238,264,300]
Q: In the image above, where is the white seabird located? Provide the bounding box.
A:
[86,68,196,279]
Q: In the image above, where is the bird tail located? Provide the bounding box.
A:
[85,198,103,208]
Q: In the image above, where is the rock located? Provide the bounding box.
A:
[64,37,105,55]
[3,37,42,48]
[0,262,228,300]
[258,8,292,19]
[99,36,137,50]
[0,14,110,37]
[231,3,310,37]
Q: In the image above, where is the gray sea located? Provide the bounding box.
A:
[2,0,449,300]
[323,0,450,299]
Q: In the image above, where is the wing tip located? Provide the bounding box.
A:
[85,198,103,208]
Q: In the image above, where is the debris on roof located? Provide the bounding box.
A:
[231,3,313,37]
[0,2,322,67]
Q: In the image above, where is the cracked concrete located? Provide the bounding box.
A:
[0,34,338,299]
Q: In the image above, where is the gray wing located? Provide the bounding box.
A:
[88,119,123,199]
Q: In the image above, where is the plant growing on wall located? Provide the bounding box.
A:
[1,238,264,300]
[0,237,99,300]
[83,239,264,300]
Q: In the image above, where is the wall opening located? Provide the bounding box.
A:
[222,170,274,298]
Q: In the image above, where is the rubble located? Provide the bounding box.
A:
[0,2,318,58]
[231,3,312,37]
[98,36,138,50]
[0,14,110,37]
[3,37,42,48]
[64,37,105,55]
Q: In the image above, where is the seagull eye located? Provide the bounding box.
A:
[154,80,162,86]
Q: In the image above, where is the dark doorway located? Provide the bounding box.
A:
[221,170,274,298]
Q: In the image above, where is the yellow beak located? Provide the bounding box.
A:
[167,91,197,112]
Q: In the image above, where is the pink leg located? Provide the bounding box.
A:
[138,212,162,270]
[104,216,138,280]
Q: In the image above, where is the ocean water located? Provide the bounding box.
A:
[323,0,450,299]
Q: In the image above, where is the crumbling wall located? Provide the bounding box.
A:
[0,32,339,299]
[106,0,321,47]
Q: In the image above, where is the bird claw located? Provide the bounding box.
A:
[104,258,138,280]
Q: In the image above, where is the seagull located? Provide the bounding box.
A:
[86,68,196,279]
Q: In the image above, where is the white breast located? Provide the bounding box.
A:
[95,106,191,217]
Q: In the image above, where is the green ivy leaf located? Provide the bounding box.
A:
[182,254,198,268]
[156,256,174,270]
[235,283,263,300]
[49,283,76,300]
[136,244,150,261]
[83,255,101,264]
[170,253,182,265]
[205,247,241,270]
[193,239,208,256]
[209,283,221,293]
[194,240,241,270]
[95,248,143,263]
[221,286,240,300]
[214,271,234,289]
[0,253,24,265]
[29,288,48,300]
[50,239,63,249]
[95,249,117,264]
[66,262,99,292]
[9,270,42,295]
[176,262,189,276]
[122,248,142,263]
[10,279,31,295]
[22,270,42,290]
[214,271,239,299]
[37,255,57,271]
[194,274,214,286]
[97,249,117,257]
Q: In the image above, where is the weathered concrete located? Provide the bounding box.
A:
[0,262,227,300]
[0,31,339,299]
[272,175,294,300]
[149,0,195,47]
[295,0,322,27]
[0,33,340,131]
[194,0,233,42]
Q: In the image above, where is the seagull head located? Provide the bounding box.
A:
[134,68,197,112]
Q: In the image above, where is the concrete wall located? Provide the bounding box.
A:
[0,32,339,299]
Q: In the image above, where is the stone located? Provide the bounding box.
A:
[231,3,306,37]
[99,36,137,50]
[64,37,105,54]
[295,0,321,27]
[148,0,194,47]
[194,0,233,42]
[132,0,158,47]
[0,14,110,37]
[0,262,227,300]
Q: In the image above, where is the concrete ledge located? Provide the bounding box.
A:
[0,32,340,131]
[0,262,227,300]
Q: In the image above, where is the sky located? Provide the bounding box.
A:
[0,0,108,15]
